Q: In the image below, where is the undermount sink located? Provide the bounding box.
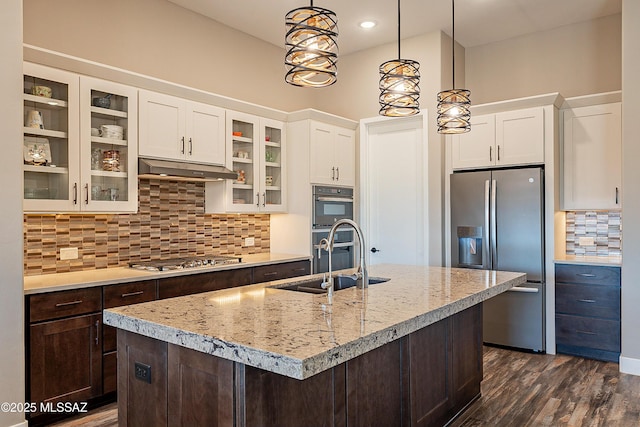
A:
[279,275,390,294]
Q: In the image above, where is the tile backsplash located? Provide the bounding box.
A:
[565,211,622,256]
[24,179,269,276]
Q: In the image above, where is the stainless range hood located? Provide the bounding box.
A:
[138,158,237,182]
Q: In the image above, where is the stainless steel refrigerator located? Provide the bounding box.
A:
[450,167,545,352]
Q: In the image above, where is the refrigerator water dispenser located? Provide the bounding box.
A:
[457,226,483,267]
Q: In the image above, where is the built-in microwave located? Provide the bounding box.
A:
[312,185,354,229]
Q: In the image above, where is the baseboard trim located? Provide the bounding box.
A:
[620,355,640,376]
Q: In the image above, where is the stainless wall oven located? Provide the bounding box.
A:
[312,185,355,274]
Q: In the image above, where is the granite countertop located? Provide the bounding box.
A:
[23,253,310,295]
[554,254,622,267]
[104,264,526,380]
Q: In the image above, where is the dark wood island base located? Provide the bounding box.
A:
[117,304,482,427]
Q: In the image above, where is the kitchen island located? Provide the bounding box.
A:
[104,264,525,427]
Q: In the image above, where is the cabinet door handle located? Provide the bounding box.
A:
[489,146,492,162]
[616,187,619,205]
[262,192,266,207]
[577,273,596,278]
[95,320,100,346]
[256,192,260,207]
[181,136,185,154]
[122,291,144,298]
[73,183,78,205]
[189,138,193,155]
[577,299,596,304]
[576,330,596,336]
[55,300,83,308]
[84,183,89,205]
[336,167,340,181]
[332,167,335,180]
[497,145,501,161]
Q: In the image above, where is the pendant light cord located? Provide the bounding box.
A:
[452,0,455,89]
[397,0,401,60]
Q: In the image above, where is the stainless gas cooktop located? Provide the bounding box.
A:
[129,255,242,272]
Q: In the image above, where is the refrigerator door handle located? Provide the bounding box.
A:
[490,179,497,269]
[484,180,491,269]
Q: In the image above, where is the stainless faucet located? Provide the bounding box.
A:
[320,219,369,299]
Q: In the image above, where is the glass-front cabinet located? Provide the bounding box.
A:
[22,63,137,213]
[23,63,79,212]
[80,76,137,212]
[207,111,286,213]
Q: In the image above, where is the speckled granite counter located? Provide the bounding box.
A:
[24,253,310,295]
[554,254,622,267]
[104,265,525,380]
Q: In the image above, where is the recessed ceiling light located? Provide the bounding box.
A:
[359,20,377,29]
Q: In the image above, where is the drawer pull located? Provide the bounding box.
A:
[121,291,145,298]
[577,299,596,304]
[293,268,307,272]
[576,273,596,278]
[576,330,596,336]
[263,272,279,277]
[55,300,83,308]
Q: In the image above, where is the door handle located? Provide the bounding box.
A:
[122,291,145,298]
[489,146,492,162]
[331,167,335,180]
[95,320,100,346]
[256,192,260,207]
[181,136,185,154]
[577,299,596,303]
[84,183,89,205]
[262,192,266,207]
[490,179,497,268]
[497,145,501,161]
[616,187,619,205]
[370,247,381,253]
[189,137,193,155]
[73,183,78,205]
[336,167,340,181]
[484,180,490,269]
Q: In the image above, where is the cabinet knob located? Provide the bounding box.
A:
[371,247,381,253]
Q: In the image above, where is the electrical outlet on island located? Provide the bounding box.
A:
[244,237,255,247]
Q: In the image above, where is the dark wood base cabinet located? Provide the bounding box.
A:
[117,304,482,427]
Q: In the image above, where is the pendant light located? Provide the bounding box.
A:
[379,0,420,117]
[285,1,338,88]
[437,0,471,134]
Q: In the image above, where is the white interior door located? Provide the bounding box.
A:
[361,115,429,266]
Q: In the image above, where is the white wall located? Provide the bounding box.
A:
[23,0,314,113]
[620,0,640,375]
[0,0,26,426]
[466,14,621,104]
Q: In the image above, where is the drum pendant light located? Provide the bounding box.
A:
[437,0,471,134]
[285,1,338,88]
[379,0,420,117]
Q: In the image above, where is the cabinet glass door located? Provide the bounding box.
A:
[23,63,79,212]
[80,77,138,212]
[229,114,259,211]
[261,120,286,212]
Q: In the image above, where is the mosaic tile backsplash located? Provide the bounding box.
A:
[565,211,622,256]
[24,179,270,276]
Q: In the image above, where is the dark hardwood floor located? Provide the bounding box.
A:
[51,346,640,427]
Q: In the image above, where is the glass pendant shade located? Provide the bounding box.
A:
[285,4,338,88]
[379,0,420,117]
[437,88,471,134]
[437,0,471,134]
[379,59,420,117]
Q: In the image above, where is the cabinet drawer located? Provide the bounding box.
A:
[103,280,157,309]
[253,260,311,283]
[555,283,620,319]
[158,268,252,300]
[555,264,620,286]
[29,287,102,323]
[555,314,620,352]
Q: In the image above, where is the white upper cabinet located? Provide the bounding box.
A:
[139,90,225,165]
[451,107,544,170]
[562,102,622,210]
[309,121,355,186]
[23,63,138,213]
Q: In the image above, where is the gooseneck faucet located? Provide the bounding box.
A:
[320,219,369,299]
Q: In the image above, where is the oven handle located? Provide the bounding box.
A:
[316,196,354,203]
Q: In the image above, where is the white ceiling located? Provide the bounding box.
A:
[168,0,621,55]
